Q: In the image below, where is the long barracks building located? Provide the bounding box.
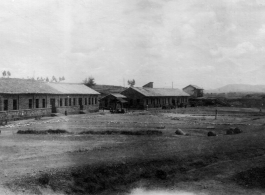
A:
[0,78,100,121]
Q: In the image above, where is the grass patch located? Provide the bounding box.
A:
[17,129,69,134]
[234,167,265,188]
[79,130,162,136]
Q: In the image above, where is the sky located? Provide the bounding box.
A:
[0,0,265,89]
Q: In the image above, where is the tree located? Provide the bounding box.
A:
[83,77,96,87]
[127,79,135,87]
[51,76,58,82]
[46,77,49,82]
[7,71,11,78]
[2,71,6,77]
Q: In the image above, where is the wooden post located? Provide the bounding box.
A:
[17,95,19,110]
[215,109,218,120]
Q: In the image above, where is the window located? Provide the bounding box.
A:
[35,99,39,108]
[89,97,91,105]
[13,99,17,110]
[73,98,76,106]
[78,98,82,105]
[85,98,87,105]
[91,97,94,105]
[42,99,46,108]
[65,98,68,106]
[4,99,8,111]
[60,98,63,107]
[29,99,33,109]
[69,98,72,106]
[95,97,97,104]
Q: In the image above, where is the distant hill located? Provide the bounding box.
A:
[205,84,265,94]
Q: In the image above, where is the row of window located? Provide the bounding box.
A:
[59,97,97,107]
[4,99,46,111]
[145,98,187,105]
[3,97,98,111]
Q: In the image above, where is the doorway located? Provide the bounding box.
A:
[50,98,56,113]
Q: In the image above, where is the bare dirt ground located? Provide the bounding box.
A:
[0,107,265,194]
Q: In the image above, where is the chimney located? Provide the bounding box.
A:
[143,82,153,88]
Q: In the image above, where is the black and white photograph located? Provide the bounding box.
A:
[0,0,265,194]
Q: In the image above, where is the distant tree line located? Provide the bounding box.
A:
[25,76,66,82]
[1,71,66,82]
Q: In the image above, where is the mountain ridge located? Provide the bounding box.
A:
[205,84,265,93]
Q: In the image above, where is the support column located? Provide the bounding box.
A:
[0,96,3,111]
[17,95,20,110]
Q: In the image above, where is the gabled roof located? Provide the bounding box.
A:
[90,85,126,95]
[100,93,126,100]
[109,93,127,98]
[47,82,99,95]
[183,85,203,90]
[0,78,99,95]
[129,87,189,97]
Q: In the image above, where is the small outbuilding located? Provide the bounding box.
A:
[100,93,127,110]
[183,85,204,98]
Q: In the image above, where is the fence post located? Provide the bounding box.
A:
[215,109,218,120]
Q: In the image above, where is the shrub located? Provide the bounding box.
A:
[79,130,162,136]
[38,173,50,186]
[17,129,69,134]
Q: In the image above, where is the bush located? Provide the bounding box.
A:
[17,129,69,134]
[38,173,50,186]
[79,130,162,136]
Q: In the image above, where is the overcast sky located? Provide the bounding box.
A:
[0,0,265,89]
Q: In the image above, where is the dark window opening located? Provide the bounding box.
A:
[137,99,140,104]
[79,98,82,105]
[89,97,91,105]
[85,98,87,105]
[73,98,76,106]
[65,98,68,106]
[4,99,8,111]
[69,98,72,106]
[60,98,63,107]
[29,99,33,109]
[13,99,17,110]
[91,97,94,105]
[42,99,46,108]
[35,99,39,108]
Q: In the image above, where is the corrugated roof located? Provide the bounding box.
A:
[0,78,99,95]
[47,82,99,95]
[131,87,190,97]
[110,93,127,98]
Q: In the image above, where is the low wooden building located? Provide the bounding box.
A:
[183,85,204,98]
[0,78,100,121]
[100,93,127,110]
[121,83,189,109]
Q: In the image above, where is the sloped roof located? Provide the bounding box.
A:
[131,87,190,97]
[110,93,126,98]
[90,85,126,95]
[46,82,99,95]
[183,85,203,90]
[0,78,99,95]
